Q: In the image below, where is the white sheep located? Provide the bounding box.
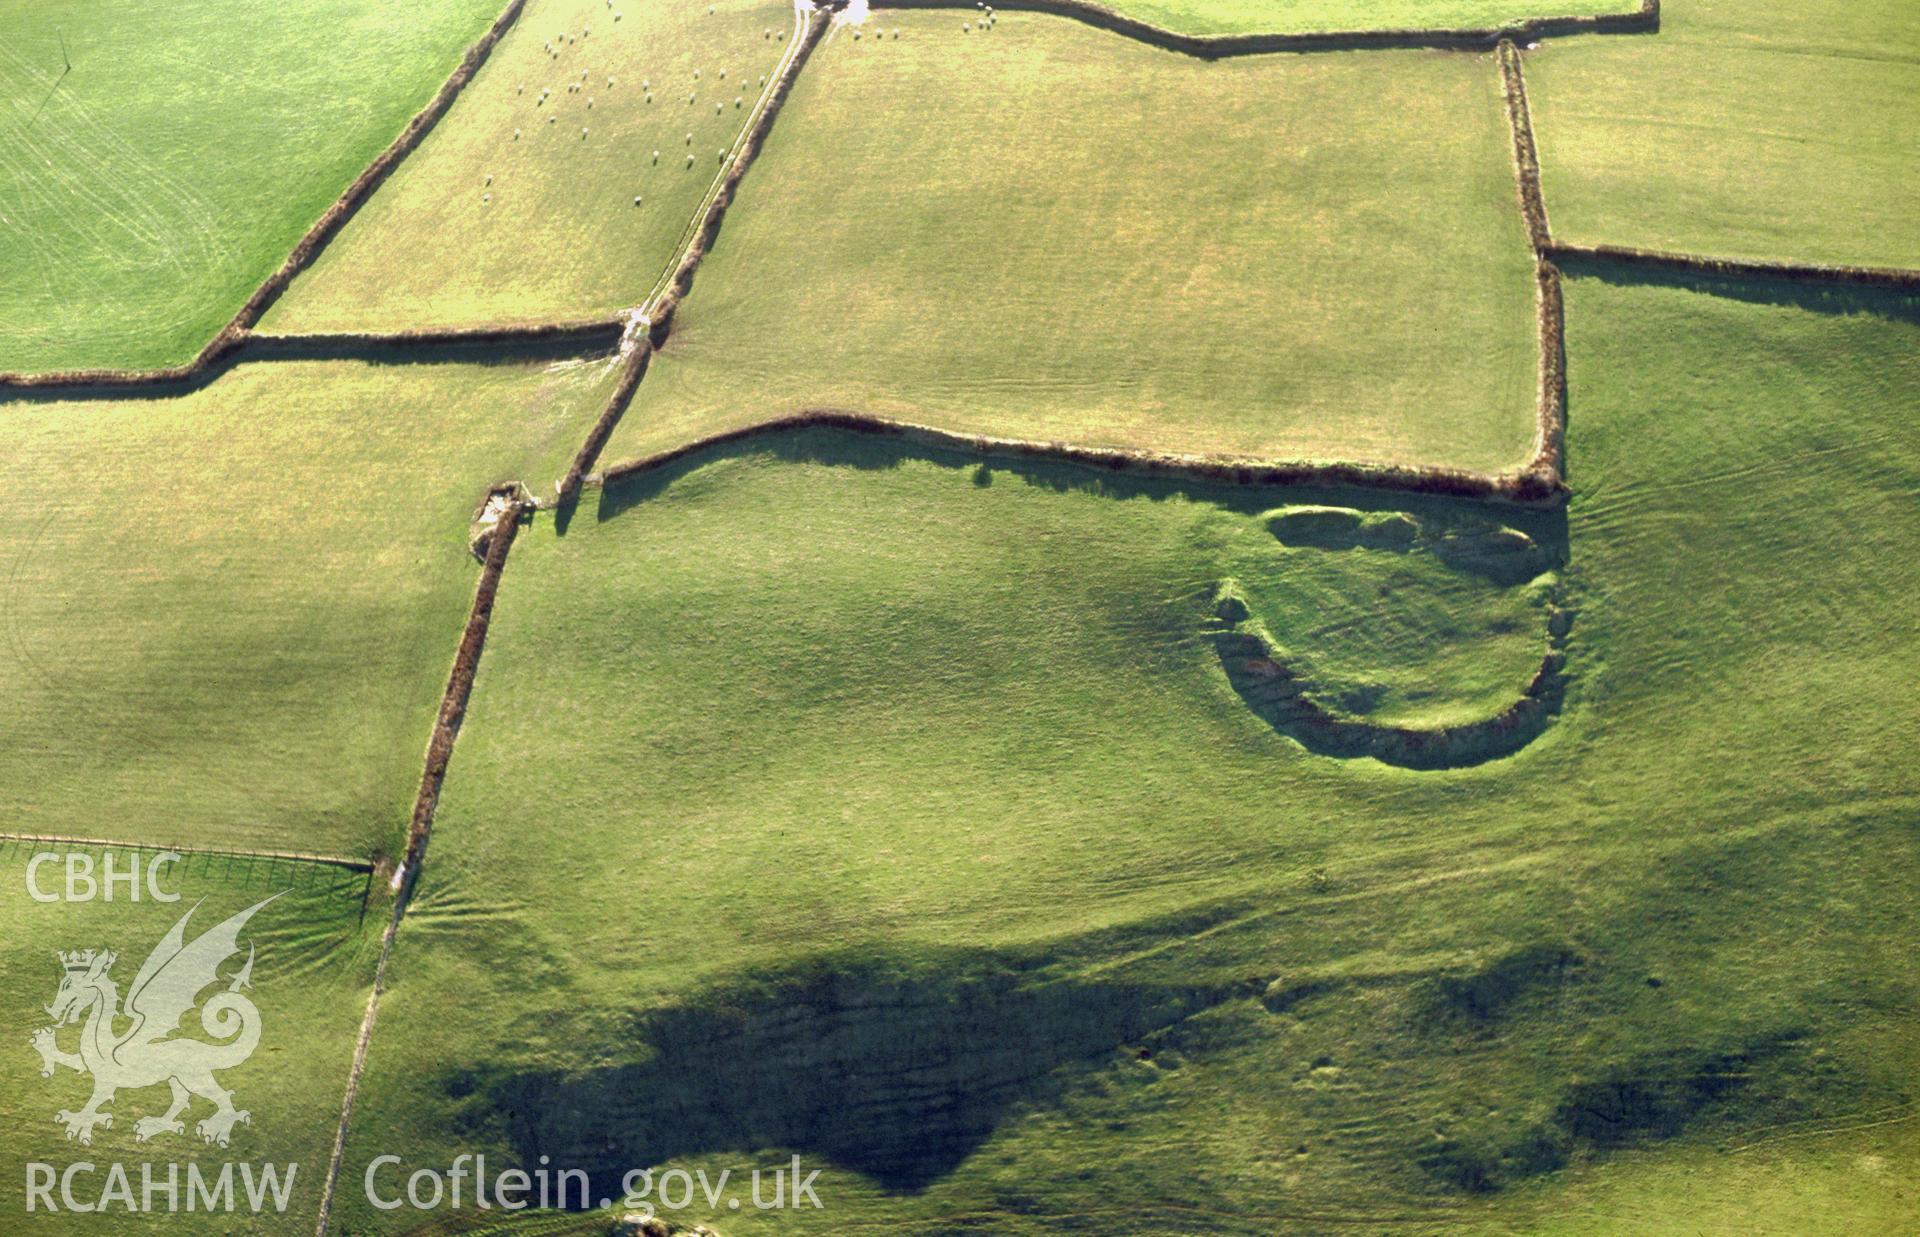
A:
[633,195,642,205]
[581,126,589,138]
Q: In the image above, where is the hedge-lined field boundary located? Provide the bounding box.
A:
[0,831,372,873]
[399,487,525,899]
[1497,40,1551,252]
[556,329,654,506]
[314,485,525,1235]
[1542,242,1920,291]
[0,319,624,403]
[884,0,1656,56]
[0,0,532,391]
[253,316,626,355]
[592,408,1565,504]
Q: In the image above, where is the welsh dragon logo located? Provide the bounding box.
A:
[29,896,276,1148]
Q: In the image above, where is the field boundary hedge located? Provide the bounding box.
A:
[1497,40,1551,252]
[315,486,525,1235]
[883,0,1658,56]
[400,487,525,897]
[1542,242,1920,291]
[592,408,1566,505]
[0,0,532,391]
[0,831,372,872]
[556,325,654,506]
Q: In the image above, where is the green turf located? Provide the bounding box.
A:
[0,842,379,1232]
[261,0,796,335]
[320,273,1918,1231]
[0,0,504,373]
[599,12,1539,472]
[0,354,620,861]
[1101,0,1626,37]
[1526,0,1920,268]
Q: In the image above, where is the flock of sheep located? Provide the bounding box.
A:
[473,2,996,210]
[480,3,751,208]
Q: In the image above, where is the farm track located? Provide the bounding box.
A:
[6,4,1913,1232]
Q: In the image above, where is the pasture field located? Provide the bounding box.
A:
[0,842,379,1232]
[0,0,503,373]
[323,273,1919,1231]
[261,0,795,336]
[600,11,1540,473]
[1106,0,1626,36]
[1526,0,1920,267]
[0,354,620,861]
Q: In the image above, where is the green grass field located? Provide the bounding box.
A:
[317,272,1919,1231]
[0,842,379,1232]
[0,354,619,861]
[1105,0,1625,36]
[599,12,1539,472]
[261,0,795,336]
[1526,0,1920,267]
[0,0,504,373]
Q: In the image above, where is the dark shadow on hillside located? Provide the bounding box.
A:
[594,425,1570,562]
[462,947,1252,1198]
[1556,257,1920,325]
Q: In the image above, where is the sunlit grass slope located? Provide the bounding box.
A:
[263,0,793,334]
[0,0,502,372]
[1527,0,1920,267]
[0,354,620,859]
[0,842,379,1233]
[1109,0,1627,36]
[602,12,1539,471]
[330,273,1918,1231]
